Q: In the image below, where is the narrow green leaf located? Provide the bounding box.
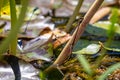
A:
[77,54,93,76]
[110,8,119,24]
[107,8,119,46]
[98,63,120,80]
[9,0,17,55]
[9,0,17,27]
[66,0,84,32]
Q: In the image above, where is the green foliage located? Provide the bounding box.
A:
[0,0,28,57]
[0,0,120,80]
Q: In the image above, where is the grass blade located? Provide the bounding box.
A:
[66,0,84,32]
[9,0,17,55]
[77,54,93,76]
[98,63,120,80]
[107,8,119,46]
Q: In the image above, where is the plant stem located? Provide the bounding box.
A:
[9,0,17,55]
[66,0,84,32]
[44,0,104,73]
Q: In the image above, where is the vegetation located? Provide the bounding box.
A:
[0,0,120,80]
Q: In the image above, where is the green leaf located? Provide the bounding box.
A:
[73,39,98,51]
[86,22,120,37]
[73,44,101,55]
